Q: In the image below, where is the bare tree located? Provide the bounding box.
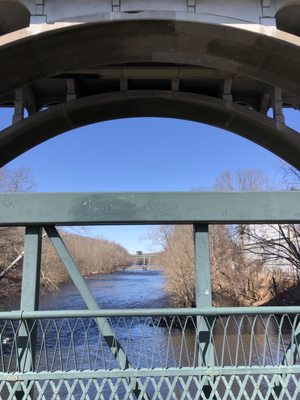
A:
[244,223,300,278]
[281,164,300,190]
[157,222,274,307]
[240,164,300,284]
[40,232,132,292]
[156,169,287,307]
[158,225,195,307]
[0,166,36,192]
[0,166,37,308]
[214,168,270,192]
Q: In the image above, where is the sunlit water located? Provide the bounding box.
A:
[40,270,168,311]
[1,270,298,398]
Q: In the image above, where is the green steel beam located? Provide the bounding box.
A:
[44,226,149,400]
[194,224,214,397]
[19,227,42,312]
[1,306,300,320]
[16,226,42,399]
[195,225,213,309]
[0,192,300,225]
[1,366,300,381]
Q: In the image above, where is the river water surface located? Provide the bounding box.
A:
[40,270,168,311]
[37,270,298,398]
[1,270,298,399]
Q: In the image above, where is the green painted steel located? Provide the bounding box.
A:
[0,312,300,398]
[2,312,300,372]
[0,192,300,225]
[0,191,299,399]
[16,227,42,399]
[194,225,214,396]
[45,225,149,399]
[1,365,300,381]
[0,306,300,319]
[195,225,213,308]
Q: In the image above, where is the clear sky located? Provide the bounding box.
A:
[1,108,299,253]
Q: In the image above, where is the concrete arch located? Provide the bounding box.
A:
[0,0,30,35]
[0,17,300,168]
[0,17,299,98]
[1,91,300,169]
[276,2,300,36]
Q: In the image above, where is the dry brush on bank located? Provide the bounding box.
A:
[155,166,295,308]
[0,229,132,308]
[158,224,290,307]
[40,232,133,291]
[0,227,24,308]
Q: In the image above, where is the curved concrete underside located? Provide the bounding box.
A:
[0,17,300,97]
[0,17,299,167]
[1,91,300,169]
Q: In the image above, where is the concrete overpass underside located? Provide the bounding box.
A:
[0,1,299,169]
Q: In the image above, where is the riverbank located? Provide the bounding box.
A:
[261,281,300,307]
[0,230,133,310]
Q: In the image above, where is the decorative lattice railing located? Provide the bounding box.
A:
[1,308,300,399]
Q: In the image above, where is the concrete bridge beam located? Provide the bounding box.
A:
[0,18,299,97]
[10,0,300,28]
[0,14,299,169]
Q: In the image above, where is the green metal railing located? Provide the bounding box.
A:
[1,309,300,399]
[0,192,300,399]
[0,309,300,398]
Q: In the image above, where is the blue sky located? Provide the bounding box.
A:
[1,108,299,253]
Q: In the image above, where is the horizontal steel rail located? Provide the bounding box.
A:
[1,366,300,381]
[1,306,300,320]
[0,192,300,225]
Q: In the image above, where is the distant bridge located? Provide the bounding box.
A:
[131,253,161,266]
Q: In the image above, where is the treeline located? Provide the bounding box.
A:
[0,228,133,307]
[157,169,298,307]
[159,224,288,307]
[40,232,133,291]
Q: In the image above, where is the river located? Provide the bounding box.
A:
[40,270,168,311]
[38,270,297,398]
[1,270,298,398]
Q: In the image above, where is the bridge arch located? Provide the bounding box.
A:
[0,18,299,96]
[1,91,300,169]
[0,17,299,167]
[276,2,300,36]
[0,0,30,35]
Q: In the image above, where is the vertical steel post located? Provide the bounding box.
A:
[16,226,42,399]
[194,224,214,397]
